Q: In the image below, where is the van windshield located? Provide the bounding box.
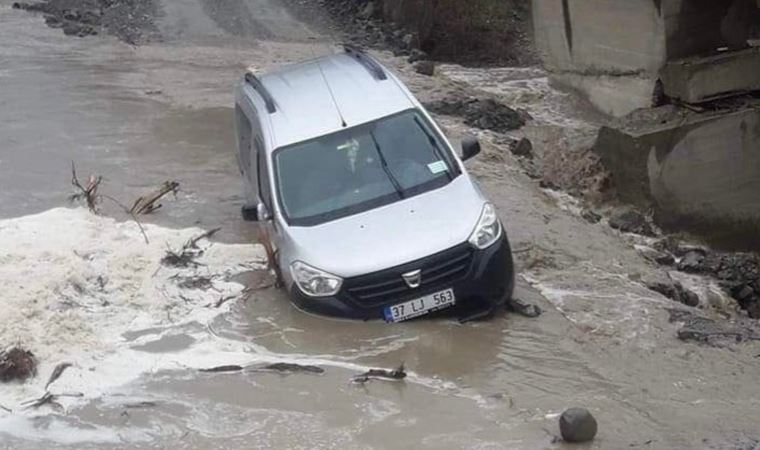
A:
[274,109,460,226]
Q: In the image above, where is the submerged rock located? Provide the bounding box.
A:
[658,241,760,319]
[646,280,700,307]
[407,48,427,63]
[678,251,705,273]
[506,297,542,317]
[424,94,527,133]
[608,209,656,237]
[635,245,675,265]
[581,209,602,224]
[559,407,598,443]
[413,60,435,76]
[509,137,533,158]
[668,309,760,344]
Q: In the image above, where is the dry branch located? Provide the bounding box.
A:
[45,362,73,390]
[69,162,102,212]
[69,162,150,244]
[161,227,221,267]
[100,194,150,245]
[22,392,83,410]
[130,181,180,215]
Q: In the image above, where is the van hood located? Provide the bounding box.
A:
[285,176,486,278]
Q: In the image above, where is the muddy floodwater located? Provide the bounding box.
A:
[2,1,760,449]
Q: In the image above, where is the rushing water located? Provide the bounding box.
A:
[2,1,760,448]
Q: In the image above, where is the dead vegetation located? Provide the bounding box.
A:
[161,227,221,267]
[69,162,102,212]
[351,364,407,383]
[69,162,151,244]
[22,392,83,411]
[0,347,38,382]
[175,275,213,290]
[130,181,179,215]
[45,362,73,390]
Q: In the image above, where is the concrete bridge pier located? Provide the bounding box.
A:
[532,0,760,247]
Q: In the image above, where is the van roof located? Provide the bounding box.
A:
[247,50,417,149]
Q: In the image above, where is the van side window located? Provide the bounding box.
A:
[255,137,272,211]
[235,105,253,175]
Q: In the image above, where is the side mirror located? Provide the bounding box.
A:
[257,202,272,221]
[241,202,271,222]
[461,136,481,161]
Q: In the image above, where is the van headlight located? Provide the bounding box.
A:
[468,203,502,249]
[290,261,343,297]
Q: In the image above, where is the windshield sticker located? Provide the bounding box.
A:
[427,160,448,174]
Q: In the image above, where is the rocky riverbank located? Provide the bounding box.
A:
[12,0,158,44]
[286,0,536,67]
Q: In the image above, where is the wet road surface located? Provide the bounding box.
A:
[2,1,760,449]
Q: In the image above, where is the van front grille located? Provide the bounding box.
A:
[342,243,474,307]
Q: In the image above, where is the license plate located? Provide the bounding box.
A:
[383,289,456,323]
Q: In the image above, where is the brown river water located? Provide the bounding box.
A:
[1,1,759,449]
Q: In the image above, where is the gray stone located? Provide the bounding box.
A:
[608,209,656,237]
[581,209,602,224]
[425,94,526,133]
[736,285,755,301]
[413,60,435,76]
[680,289,700,307]
[402,33,415,48]
[506,297,542,318]
[407,49,426,63]
[509,137,533,158]
[647,279,701,307]
[635,245,673,265]
[678,251,705,273]
[559,407,597,443]
[654,253,675,266]
[358,1,375,19]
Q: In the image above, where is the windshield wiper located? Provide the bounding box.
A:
[369,131,405,199]
[413,116,453,180]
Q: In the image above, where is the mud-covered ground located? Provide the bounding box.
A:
[2,0,760,449]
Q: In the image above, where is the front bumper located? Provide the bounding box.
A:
[289,234,515,321]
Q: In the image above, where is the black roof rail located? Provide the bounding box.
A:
[244,72,277,114]
[343,44,388,81]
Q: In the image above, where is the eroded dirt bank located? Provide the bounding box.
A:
[2,0,760,449]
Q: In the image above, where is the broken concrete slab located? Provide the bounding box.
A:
[661,47,760,103]
[593,105,760,247]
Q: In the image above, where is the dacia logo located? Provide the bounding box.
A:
[402,269,422,289]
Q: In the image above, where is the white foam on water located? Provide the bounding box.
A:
[438,65,596,130]
[0,208,266,438]
[522,264,673,347]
